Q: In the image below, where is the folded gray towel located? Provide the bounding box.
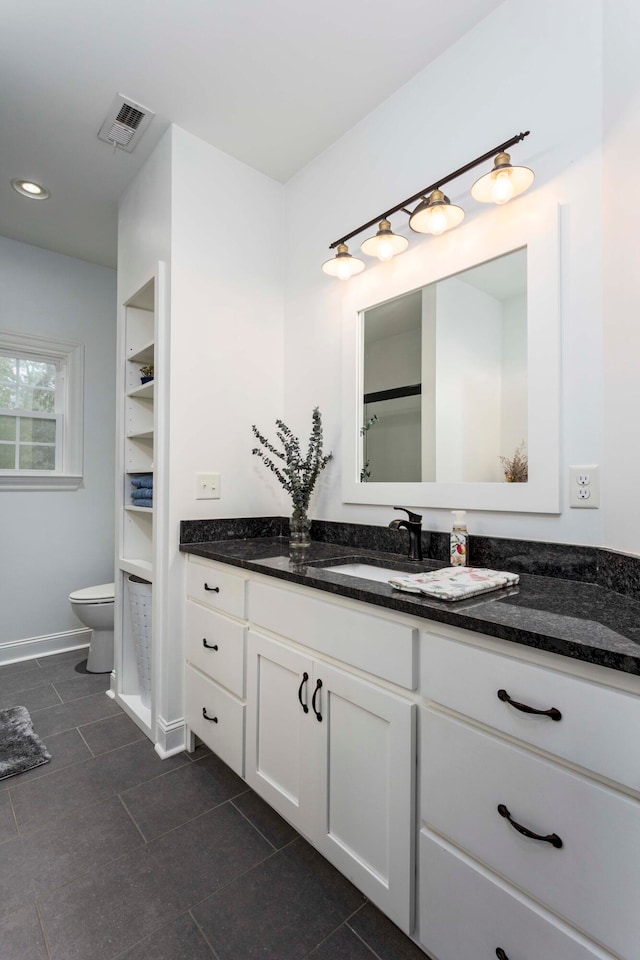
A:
[131,487,153,500]
[131,497,153,508]
[130,474,153,489]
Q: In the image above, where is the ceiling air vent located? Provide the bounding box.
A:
[98,94,155,152]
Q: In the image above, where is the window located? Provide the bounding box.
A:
[0,331,84,490]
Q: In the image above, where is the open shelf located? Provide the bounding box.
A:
[120,558,153,580]
[127,429,153,440]
[125,504,153,513]
[128,341,154,365]
[128,380,155,400]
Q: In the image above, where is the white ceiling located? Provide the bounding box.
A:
[0,0,504,269]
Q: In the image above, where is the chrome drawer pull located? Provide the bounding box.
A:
[497,804,563,848]
[204,583,220,593]
[497,688,562,721]
[202,638,219,650]
[496,950,509,960]
[297,672,309,713]
[202,708,218,723]
[312,678,323,722]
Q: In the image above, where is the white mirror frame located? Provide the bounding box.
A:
[341,198,560,513]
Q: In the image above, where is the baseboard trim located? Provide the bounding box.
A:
[155,713,186,758]
[0,628,91,666]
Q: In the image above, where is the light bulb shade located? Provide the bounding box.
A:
[409,189,465,235]
[360,219,409,260]
[471,152,534,204]
[322,243,365,279]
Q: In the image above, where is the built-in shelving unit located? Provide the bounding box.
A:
[113,268,165,740]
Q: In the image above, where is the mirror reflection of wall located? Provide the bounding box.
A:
[362,248,527,484]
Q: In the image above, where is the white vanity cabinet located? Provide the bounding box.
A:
[183,557,417,935]
[420,625,640,960]
[246,627,416,933]
[182,553,640,959]
[184,558,248,777]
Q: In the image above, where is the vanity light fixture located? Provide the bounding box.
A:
[409,189,464,236]
[322,130,532,278]
[11,178,50,200]
[360,219,409,261]
[321,242,365,280]
[471,151,535,205]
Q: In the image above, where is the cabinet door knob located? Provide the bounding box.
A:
[312,678,323,722]
[202,638,219,650]
[297,672,309,713]
[204,583,220,593]
[202,707,218,723]
[497,804,562,848]
[496,950,509,960]
[497,688,562,721]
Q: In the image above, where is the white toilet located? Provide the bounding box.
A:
[69,583,115,673]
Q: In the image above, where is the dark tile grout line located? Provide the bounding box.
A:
[229,794,285,854]
[298,904,377,960]
[189,909,221,960]
[98,805,300,960]
[34,899,53,960]
[6,788,20,840]
[117,793,149,845]
[8,738,192,838]
[346,914,387,960]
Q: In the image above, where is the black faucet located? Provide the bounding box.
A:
[388,507,423,561]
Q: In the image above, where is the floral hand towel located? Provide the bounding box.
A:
[388,566,519,601]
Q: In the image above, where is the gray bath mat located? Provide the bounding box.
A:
[0,705,51,781]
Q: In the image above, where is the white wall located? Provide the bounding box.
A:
[118,127,172,303]
[284,0,604,544]
[603,0,640,555]
[0,236,116,646]
[169,126,285,524]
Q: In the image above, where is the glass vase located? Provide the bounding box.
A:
[289,510,311,549]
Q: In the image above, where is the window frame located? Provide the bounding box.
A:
[0,330,84,490]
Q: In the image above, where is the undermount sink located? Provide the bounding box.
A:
[321,563,405,584]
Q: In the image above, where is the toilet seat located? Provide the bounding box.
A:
[69,583,115,604]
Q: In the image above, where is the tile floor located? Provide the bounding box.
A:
[0,649,426,960]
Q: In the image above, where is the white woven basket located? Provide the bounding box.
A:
[127,575,152,708]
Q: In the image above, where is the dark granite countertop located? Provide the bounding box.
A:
[180,535,640,678]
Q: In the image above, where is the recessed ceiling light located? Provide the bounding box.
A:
[11,179,50,200]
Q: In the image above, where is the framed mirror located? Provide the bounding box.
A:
[341,198,560,512]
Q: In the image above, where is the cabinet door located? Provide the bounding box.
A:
[311,661,416,935]
[245,630,315,837]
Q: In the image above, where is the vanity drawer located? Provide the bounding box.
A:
[419,830,612,960]
[422,631,640,790]
[185,665,245,777]
[248,580,417,689]
[186,558,247,620]
[184,600,246,698]
[422,709,640,960]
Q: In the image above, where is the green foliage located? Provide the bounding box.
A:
[359,414,378,482]
[252,407,332,516]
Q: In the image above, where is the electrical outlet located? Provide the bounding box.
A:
[196,473,221,500]
[569,465,599,508]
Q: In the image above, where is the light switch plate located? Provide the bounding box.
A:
[196,473,221,499]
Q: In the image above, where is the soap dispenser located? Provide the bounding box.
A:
[450,511,468,567]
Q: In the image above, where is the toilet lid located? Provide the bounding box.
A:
[69,582,115,603]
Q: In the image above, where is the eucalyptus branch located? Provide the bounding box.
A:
[252,407,332,513]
